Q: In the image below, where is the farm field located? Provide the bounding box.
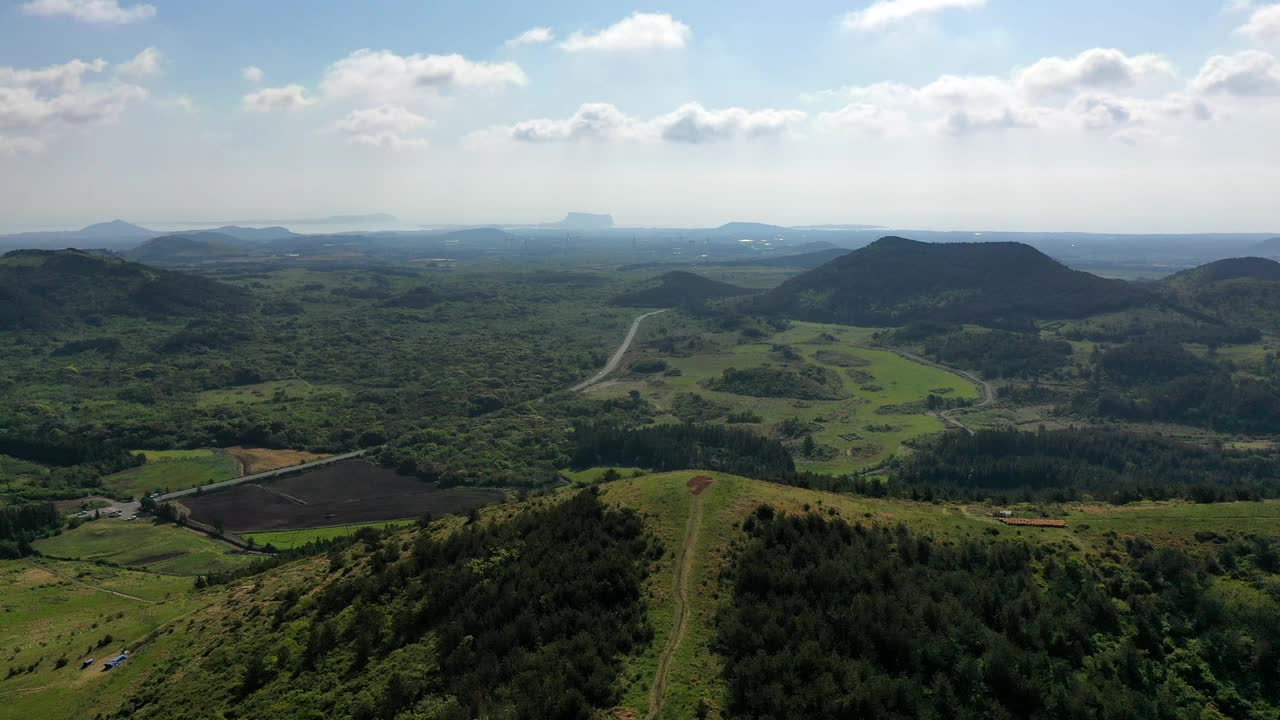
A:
[240,519,416,550]
[32,518,254,576]
[589,321,978,474]
[181,460,507,532]
[223,446,329,475]
[102,449,239,498]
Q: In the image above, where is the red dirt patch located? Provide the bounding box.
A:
[687,475,713,496]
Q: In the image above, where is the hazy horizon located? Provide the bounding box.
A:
[2,0,1280,232]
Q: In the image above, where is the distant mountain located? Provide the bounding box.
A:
[125,234,249,265]
[558,213,614,230]
[203,225,299,242]
[0,249,251,330]
[756,236,1144,327]
[716,222,788,236]
[1249,237,1280,257]
[1159,257,1280,331]
[0,220,158,249]
[613,270,754,307]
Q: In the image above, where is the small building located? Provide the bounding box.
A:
[993,510,1014,518]
[80,658,95,669]
[103,653,128,670]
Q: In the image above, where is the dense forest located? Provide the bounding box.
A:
[923,330,1073,379]
[717,510,1280,719]
[117,490,659,719]
[572,422,797,480]
[892,427,1280,503]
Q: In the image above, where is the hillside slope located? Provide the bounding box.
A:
[755,236,1144,327]
[125,234,249,265]
[0,249,251,330]
[1159,257,1280,330]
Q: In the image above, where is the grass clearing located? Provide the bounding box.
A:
[590,321,978,474]
[101,449,239,498]
[240,520,417,550]
[562,466,647,486]
[33,519,254,576]
[195,379,344,408]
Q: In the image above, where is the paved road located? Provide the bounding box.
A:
[157,449,368,501]
[886,348,995,435]
[570,309,669,393]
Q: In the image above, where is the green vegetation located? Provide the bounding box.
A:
[717,509,1280,719]
[924,328,1073,378]
[240,521,416,550]
[32,518,252,575]
[100,449,239,498]
[706,363,848,400]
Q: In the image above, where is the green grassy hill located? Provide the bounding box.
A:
[755,236,1145,327]
[8,473,1280,720]
[1159,257,1280,331]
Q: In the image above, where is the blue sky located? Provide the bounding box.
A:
[1,0,1278,231]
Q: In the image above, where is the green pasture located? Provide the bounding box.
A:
[240,520,417,550]
[101,449,239,498]
[33,519,252,576]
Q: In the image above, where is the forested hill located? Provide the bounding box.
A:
[124,234,248,265]
[0,249,251,330]
[612,270,754,307]
[753,236,1144,327]
[1158,257,1280,331]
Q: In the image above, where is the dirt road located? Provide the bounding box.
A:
[26,558,155,604]
[886,348,994,434]
[571,310,668,393]
[646,488,705,720]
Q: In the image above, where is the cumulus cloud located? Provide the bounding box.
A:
[321,50,527,101]
[241,66,264,84]
[654,103,807,143]
[842,0,987,31]
[1237,4,1280,40]
[334,104,430,149]
[815,102,911,136]
[1,56,147,146]
[20,0,155,24]
[559,13,690,52]
[506,27,555,47]
[1016,48,1176,98]
[486,101,805,144]
[242,84,315,112]
[1192,50,1280,96]
[117,47,164,80]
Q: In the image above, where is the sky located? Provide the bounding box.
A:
[1,0,1278,232]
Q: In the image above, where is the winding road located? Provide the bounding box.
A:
[885,348,995,434]
[571,309,669,393]
[646,488,705,720]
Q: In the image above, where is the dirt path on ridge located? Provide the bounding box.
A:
[646,485,706,720]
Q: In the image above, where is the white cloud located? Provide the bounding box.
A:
[842,0,987,31]
[487,101,805,144]
[321,50,527,101]
[0,58,108,92]
[559,12,690,52]
[1,57,146,142]
[241,66,265,84]
[117,47,164,80]
[173,95,195,113]
[506,27,555,47]
[1192,50,1280,96]
[816,102,911,135]
[936,107,1047,136]
[242,84,315,112]
[1237,4,1280,40]
[20,0,155,24]
[1016,48,1176,98]
[654,103,807,143]
[510,103,638,142]
[0,135,45,156]
[334,104,429,149]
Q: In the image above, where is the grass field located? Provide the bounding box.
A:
[33,519,254,576]
[240,520,417,550]
[589,321,978,474]
[562,466,648,486]
[101,449,239,498]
